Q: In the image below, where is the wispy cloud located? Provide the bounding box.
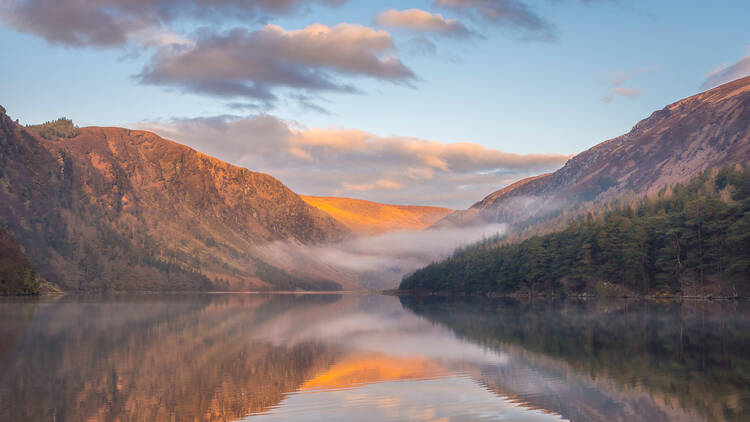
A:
[601,67,654,103]
[701,50,750,90]
[433,0,556,41]
[138,114,568,208]
[375,9,475,39]
[0,0,347,47]
[136,23,415,108]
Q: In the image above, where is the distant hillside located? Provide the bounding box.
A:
[437,76,750,228]
[401,165,750,297]
[0,106,353,292]
[301,195,452,236]
[406,77,750,297]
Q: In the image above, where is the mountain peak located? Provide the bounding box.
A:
[436,76,750,227]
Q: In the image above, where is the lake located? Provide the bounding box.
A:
[1,294,748,421]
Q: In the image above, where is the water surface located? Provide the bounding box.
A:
[1,294,748,421]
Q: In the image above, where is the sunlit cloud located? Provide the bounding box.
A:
[138,114,568,208]
[375,8,475,38]
[136,23,415,108]
[601,67,654,103]
[342,180,405,192]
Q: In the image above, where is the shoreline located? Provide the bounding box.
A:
[2,289,746,301]
[383,289,749,301]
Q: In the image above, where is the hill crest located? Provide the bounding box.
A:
[436,76,750,227]
[0,108,354,292]
[301,195,452,236]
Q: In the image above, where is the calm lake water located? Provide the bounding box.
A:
[1,294,749,422]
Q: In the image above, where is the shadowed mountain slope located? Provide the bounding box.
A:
[438,76,750,227]
[301,195,452,235]
[0,106,352,292]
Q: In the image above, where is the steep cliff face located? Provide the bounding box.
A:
[0,108,352,292]
[439,76,750,227]
[301,195,452,235]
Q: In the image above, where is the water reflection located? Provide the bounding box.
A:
[0,294,748,421]
[400,297,750,422]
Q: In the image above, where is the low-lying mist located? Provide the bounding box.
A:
[258,224,507,290]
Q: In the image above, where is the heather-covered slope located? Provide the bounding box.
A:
[301,195,452,235]
[0,106,352,292]
[438,76,750,227]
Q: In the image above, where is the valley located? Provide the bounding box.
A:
[1,77,750,296]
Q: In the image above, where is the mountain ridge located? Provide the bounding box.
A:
[437,76,750,228]
[0,107,354,292]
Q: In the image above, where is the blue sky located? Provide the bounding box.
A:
[1,0,749,206]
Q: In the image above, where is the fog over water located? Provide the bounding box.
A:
[260,223,507,289]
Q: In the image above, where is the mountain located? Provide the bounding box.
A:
[402,165,750,297]
[0,106,353,292]
[300,195,452,236]
[438,76,750,228]
[403,77,750,297]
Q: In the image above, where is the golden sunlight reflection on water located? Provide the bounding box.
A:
[245,374,566,421]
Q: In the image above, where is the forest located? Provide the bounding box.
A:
[25,118,81,140]
[400,164,750,297]
[0,228,40,295]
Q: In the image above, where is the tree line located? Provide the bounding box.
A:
[400,164,750,297]
[26,118,81,139]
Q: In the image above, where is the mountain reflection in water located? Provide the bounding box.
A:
[1,294,748,421]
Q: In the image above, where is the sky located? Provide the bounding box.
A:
[1,0,749,208]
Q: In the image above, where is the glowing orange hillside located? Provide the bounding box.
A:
[300,354,447,391]
[300,196,453,236]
